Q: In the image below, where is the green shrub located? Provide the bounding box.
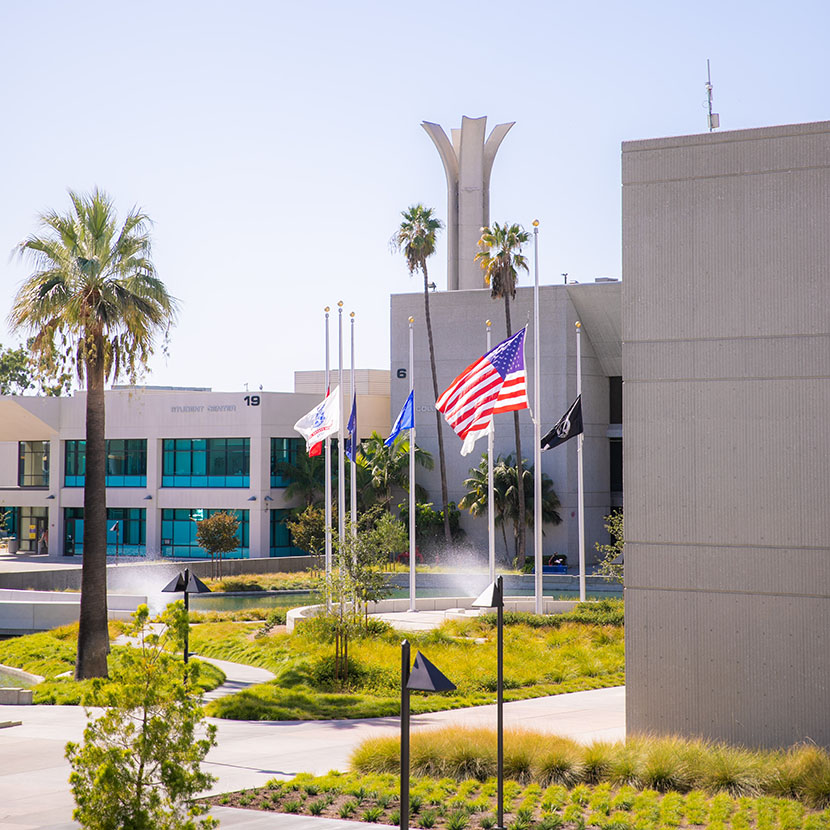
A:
[445,809,469,830]
[362,806,384,822]
[418,808,437,828]
[338,800,357,818]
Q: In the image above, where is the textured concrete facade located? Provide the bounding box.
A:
[622,121,830,748]
[390,282,621,566]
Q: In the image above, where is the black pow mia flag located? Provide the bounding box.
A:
[541,395,583,451]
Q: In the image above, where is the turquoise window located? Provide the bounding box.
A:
[64,439,147,487]
[270,437,303,487]
[269,509,305,557]
[18,441,49,487]
[63,507,146,557]
[161,438,250,488]
[160,508,249,559]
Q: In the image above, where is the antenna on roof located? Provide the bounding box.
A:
[705,59,720,131]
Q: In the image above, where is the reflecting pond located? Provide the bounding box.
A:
[189,585,621,613]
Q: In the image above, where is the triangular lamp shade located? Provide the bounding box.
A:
[471,581,502,609]
[161,572,187,593]
[406,651,456,692]
[161,571,212,594]
[185,572,212,594]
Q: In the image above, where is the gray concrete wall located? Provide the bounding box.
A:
[622,120,830,748]
[390,282,620,567]
[0,554,315,591]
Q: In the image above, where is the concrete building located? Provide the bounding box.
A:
[423,116,514,291]
[390,281,621,565]
[0,373,389,559]
[623,120,830,748]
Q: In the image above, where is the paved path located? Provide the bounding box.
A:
[0,680,625,829]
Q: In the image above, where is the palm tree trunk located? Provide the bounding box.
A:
[422,263,452,547]
[76,348,109,679]
[503,295,526,564]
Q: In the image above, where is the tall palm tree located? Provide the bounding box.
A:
[392,205,452,546]
[475,222,531,561]
[11,189,177,679]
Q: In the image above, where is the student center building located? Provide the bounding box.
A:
[0,375,390,559]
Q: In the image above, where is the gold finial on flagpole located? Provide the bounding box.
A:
[486,319,491,327]
[350,312,355,318]
[337,300,344,308]
[532,219,539,227]
[408,316,414,324]
[575,320,582,329]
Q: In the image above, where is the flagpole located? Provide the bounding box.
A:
[408,317,416,611]
[408,316,416,612]
[532,220,543,614]
[324,307,332,593]
[338,302,346,552]
[350,312,357,540]
[486,320,495,585]
[576,320,586,602]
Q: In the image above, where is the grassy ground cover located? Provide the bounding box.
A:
[0,622,225,704]
[190,603,624,721]
[203,572,323,592]
[188,608,288,624]
[206,771,830,829]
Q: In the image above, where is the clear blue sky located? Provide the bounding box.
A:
[1,0,828,392]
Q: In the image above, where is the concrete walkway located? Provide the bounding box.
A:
[0,680,625,828]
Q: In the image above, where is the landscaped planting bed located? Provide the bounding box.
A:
[206,771,830,829]
[189,602,625,721]
[351,729,830,809]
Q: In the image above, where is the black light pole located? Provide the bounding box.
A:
[161,567,212,663]
[472,576,504,830]
[400,642,455,830]
[400,640,411,830]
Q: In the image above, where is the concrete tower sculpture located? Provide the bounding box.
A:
[422,116,514,291]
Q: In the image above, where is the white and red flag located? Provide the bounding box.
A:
[294,385,341,454]
[436,328,528,456]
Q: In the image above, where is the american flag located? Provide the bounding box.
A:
[436,327,528,455]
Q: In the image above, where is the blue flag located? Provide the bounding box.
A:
[385,390,414,447]
[344,395,357,461]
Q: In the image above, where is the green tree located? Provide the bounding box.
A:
[284,504,333,571]
[392,205,452,546]
[475,222,531,562]
[397,501,464,560]
[356,430,432,508]
[0,343,34,394]
[11,188,178,679]
[459,452,512,560]
[461,453,561,564]
[594,510,624,582]
[275,451,326,507]
[338,510,405,620]
[65,603,217,830]
[196,511,240,579]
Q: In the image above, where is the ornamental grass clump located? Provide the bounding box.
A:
[536,737,585,787]
[770,744,830,808]
[701,744,768,797]
[350,726,830,811]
